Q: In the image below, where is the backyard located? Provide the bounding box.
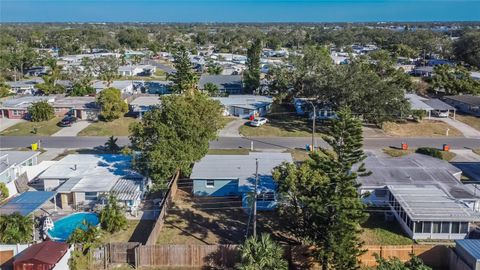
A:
[382,120,462,137]
[78,116,138,136]
[100,219,154,243]
[0,117,62,136]
[360,212,413,245]
[157,190,298,245]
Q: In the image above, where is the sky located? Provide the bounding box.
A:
[1,0,480,23]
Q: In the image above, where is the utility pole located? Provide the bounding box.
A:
[308,101,316,151]
[252,158,258,238]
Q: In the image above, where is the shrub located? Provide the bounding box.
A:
[28,100,54,122]
[416,147,442,159]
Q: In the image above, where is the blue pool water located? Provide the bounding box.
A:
[47,213,100,242]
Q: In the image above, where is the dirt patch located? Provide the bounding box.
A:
[382,120,463,137]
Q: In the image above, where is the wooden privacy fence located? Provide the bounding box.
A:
[136,244,239,268]
[145,171,180,245]
[108,242,141,265]
[359,245,450,269]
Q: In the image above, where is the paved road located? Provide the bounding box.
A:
[1,136,479,150]
[144,59,176,74]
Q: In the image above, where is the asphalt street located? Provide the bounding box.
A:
[1,136,479,151]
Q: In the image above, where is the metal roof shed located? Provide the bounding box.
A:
[0,191,56,216]
[13,241,68,270]
[455,240,480,270]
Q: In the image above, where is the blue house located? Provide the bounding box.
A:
[191,152,293,210]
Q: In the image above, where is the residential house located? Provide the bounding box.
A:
[0,151,39,198]
[213,95,272,118]
[293,98,337,120]
[386,185,480,240]
[24,66,50,77]
[357,153,480,211]
[5,79,43,95]
[443,95,480,117]
[37,154,146,212]
[118,65,156,77]
[191,152,292,210]
[453,240,480,270]
[198,75,244,94]
[0,96,98,120]
[0,191,57,216]
[92,80,135,94]
[129,95,162,118]
[13,241,71,270]
[406,93,456,118]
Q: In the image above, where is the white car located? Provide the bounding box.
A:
[250,118,268,127]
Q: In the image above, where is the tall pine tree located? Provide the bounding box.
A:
[273,106,368,270]
[169,46,198,94]
[244,39,262,94]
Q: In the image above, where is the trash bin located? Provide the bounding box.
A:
[31,143,38,151]
[443,144,450,152]
[401,143,408,150]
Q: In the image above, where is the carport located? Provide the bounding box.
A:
[423,99,457,120]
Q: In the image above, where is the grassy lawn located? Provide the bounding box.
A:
[157,190,297,245]
[361,213,413,245]
[382,120,463,137]
[207,148,250,155]
[474,148,480,156]
[455,113,480,131]
[0,117,62,136]
[239,104,324,137]
[78,117,138,136]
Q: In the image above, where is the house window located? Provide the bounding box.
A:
[432,222,441,233]
[12,110,22,116]
[422,222,431,233]
[258,192,275,202]
[451,222,460,233]
[85,192,98,201]
[206,180,215,188]
[441,222,450,233]
[460,222,469,234]
[414,222,423,233]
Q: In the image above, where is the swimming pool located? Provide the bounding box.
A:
[47,212,100,241]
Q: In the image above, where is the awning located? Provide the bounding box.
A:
[0,191,56,216]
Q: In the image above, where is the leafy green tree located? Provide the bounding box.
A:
[454,31,480,69]
[244,39,262,94]
[376,254,432,270]
[97,87,128,121]
[432,65,480,95]
[36,58,65,95]
[68,221,102,269]
[129,92,224,188]
[273,108,368,270]
[237,234,288,270]
[117,29,148,49]
[0,183,9,201]
[169,46,198,94]
[82,56,119,87]
[203,82,220,96]
[69,84,96,97]
[104,136,121,154]
[100,194,127,234]
[28,100,54,122]
[0,213,34,244]
[0,82,12,98]
[207,64,223,75]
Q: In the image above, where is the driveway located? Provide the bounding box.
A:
[0,118,26,132]
[438,117,480,138]
[218,118,246,138]
[51,121,92,137]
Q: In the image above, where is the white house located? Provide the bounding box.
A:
[37,154,146,212]
[212,95,273,118]
[0,151,40,198]
[118,65,156,77]
[92,80,134,94]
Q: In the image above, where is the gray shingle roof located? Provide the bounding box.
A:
[423,98,456,111]
[198,75,243,93]
[444,95,480,106]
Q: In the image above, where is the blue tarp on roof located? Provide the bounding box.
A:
[0,191,56,216]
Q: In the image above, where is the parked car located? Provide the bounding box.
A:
[58,116,77,127]
[432,110,449,118]
[250,118,268,127]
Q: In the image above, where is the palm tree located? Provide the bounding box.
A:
[0,213,34,244]
[237,234,288,270]
[104,136,121,153]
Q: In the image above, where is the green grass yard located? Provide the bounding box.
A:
[0,117,62,136]
[78,117,138,136]
[361,213,413,245]
[455,113,480,131]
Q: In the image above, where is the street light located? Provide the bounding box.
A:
[308,101,316,151]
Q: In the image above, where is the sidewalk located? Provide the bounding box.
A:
[51,121,91,137]
[438,117,480,138]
